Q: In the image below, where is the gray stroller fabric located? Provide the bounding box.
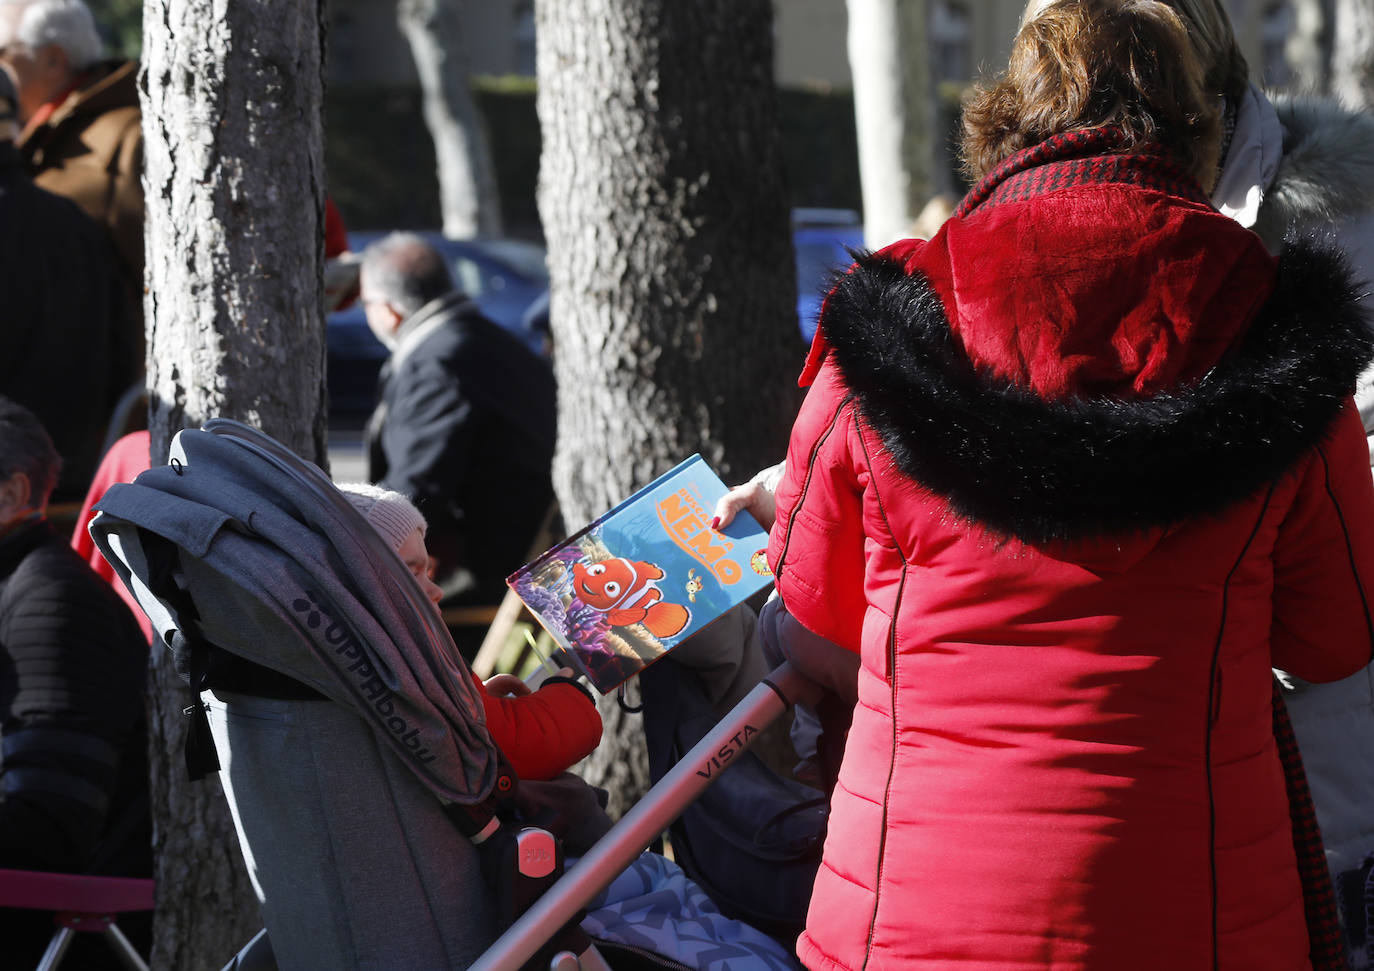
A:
[89,419,498,807]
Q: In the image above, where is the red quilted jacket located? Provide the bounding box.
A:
[770,133,1374,970]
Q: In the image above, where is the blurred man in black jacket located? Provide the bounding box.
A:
[360,232,556,658]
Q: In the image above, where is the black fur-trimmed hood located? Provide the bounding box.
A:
[820,240,1374,544]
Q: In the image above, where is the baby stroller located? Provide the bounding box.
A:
[90,420,820,970]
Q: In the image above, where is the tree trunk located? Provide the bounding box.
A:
[141,0,329,965]
[1286,0,1331,92]
[535,0,801,817]
[1332,0,1374,109]
[848,0,934,249]
[398,0,503,238]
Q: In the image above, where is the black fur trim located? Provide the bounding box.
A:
[820,240,1374,543]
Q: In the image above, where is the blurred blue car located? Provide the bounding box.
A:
[327,213,865,419]
[792,208,864,344]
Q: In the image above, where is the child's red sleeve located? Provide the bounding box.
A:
[474,673,603,780]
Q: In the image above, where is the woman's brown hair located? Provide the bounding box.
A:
[961,0,1222,188]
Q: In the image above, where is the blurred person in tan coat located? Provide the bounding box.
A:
[0,0,144,386]
[0,65,132,505]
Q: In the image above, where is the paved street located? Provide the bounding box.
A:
[327,421,367,483]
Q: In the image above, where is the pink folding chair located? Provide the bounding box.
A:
[0,868,153,971]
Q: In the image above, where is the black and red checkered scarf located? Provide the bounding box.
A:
[1274,680,1350,970]
[954,126,1212,218]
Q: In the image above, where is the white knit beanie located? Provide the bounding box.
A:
[336,482,427,554]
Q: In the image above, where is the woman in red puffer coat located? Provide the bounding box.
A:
[769,2,1374,968]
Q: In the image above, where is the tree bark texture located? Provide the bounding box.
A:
[848,0,934,249]
[535,0,801,816]
[1333,0,1374,108]
[398,0,503,237]
[1286,0,1331,92]
[141,0,328,965]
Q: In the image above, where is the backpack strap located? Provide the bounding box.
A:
[142,533,220,781]
[180,630,220,781]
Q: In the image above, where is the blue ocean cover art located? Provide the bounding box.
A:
[508,455,774,694]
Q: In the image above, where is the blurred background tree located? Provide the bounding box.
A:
[1333,0,1374,109]
[87,0,141,60]
[140,0,329,964]
[535,0,803,816]
[848,0,938,248]
[397,0,504,237]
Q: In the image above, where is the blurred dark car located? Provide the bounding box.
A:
[327,214,864,421]
[792,208,865,344]
[326,231,551,420]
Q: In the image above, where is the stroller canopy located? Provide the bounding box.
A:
[89,419,499,809]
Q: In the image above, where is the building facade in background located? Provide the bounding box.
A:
[327,0,1305,93]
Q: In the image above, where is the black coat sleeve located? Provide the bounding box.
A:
[0,543,147,872]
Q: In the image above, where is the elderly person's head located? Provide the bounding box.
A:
[0,396,60,525]
[964,0,1222,190]
[0,0,103,123]
[358,232,455,348]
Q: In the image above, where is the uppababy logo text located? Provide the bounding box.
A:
[695,724,759,779]
[292,590,438,765]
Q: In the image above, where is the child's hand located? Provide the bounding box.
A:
[484,673,532,697]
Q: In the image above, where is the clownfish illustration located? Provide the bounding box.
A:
[572,556,691,638]
[685,569,705,603]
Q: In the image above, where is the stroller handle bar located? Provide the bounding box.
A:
[471,660,822,971]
